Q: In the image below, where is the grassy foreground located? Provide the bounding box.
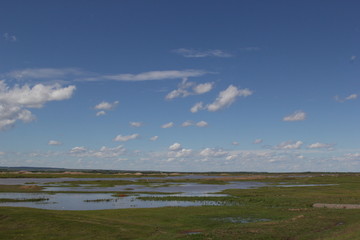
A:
[1,173,360,239]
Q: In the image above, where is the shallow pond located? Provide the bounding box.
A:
[42,181,267,194]
[0,175,330,210]
[0,192,224,210]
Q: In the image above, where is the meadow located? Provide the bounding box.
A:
[1,172,360,239]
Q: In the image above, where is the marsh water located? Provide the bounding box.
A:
[0,192,227,210]
[0,175,328,210]
[0,175,265,210]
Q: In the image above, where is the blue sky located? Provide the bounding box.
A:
[0,0,359,172]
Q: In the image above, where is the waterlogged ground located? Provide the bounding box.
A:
[0,192,226,210]
[2,172,360,239]
[0,175,265,210]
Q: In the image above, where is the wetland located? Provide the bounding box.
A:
[1,171,360,239]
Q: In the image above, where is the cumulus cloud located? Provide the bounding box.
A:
[308,142,334,150]
[232,141,240,146]
[48,140,62,146]
[161,122,174,128]
[150,136,159,141]
[165,78,214,100]
[199,148,228,158]
[70,146,87,153]
[94,101,119,110]
[334,94,358,103]
[253,139,263,144]
[0,81,76,108]
[181,120,208,127]
[70,145,126,158]
[96,111,106,116]
[206,85,253,112]
[130,121,143,127]
[276,141,303,150]
[92,145,127,158]
[226,155,238,160]
[169,142,182,151]
[94,101,119,116]
[193,82,214,94]
[196,121,208,127]
[168,148,193,158]
[114,133,140,142]
[190,102,204,113]
[173,48,232,58]
[283,111,306,122]
[181,120,193,127]
[0,81,76,130]
[91,69,208,82]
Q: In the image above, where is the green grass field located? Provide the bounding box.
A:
[1,173,360,239]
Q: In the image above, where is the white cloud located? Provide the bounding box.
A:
[232,141,240,146]
[173,48,232,58]
[308,142,334,149]
[165,79,214,100]
[97,69,208,81]
[169,142,182,151]
[192,82,214,95]
[226,155,238,160]
[346,94,358,100]
[181,120,193,127]
[92,145,126,158]
[0,81,76,108]
[168,148,193,158]
[94,101,119,116]
[0,104,35,130]
[130,121,143,127]
[48,140,62,146]
[283,111,306,122]
[0,81,76,130]
[6,68,84,81]
[150,136,159,141]
[70,146,87,153]
[94,101,119,110]
[276,141,303,150]
[161,122,174,128]
[335,94,358,103]
[206,85,253,112]
[114,133,140,142]
[350,55,357,61]
[96,111,106,116]
[70,145,126,158]
[3,33,17,42]
[199,148,228,158]
[196,121,208,127]
[190,102,204,113]
[253,139,263,144]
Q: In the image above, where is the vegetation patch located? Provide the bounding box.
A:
[0,198,49,203]
[1,173,360,239]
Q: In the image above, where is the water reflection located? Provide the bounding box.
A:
[43,182,266,193]
[0,192,223,210]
